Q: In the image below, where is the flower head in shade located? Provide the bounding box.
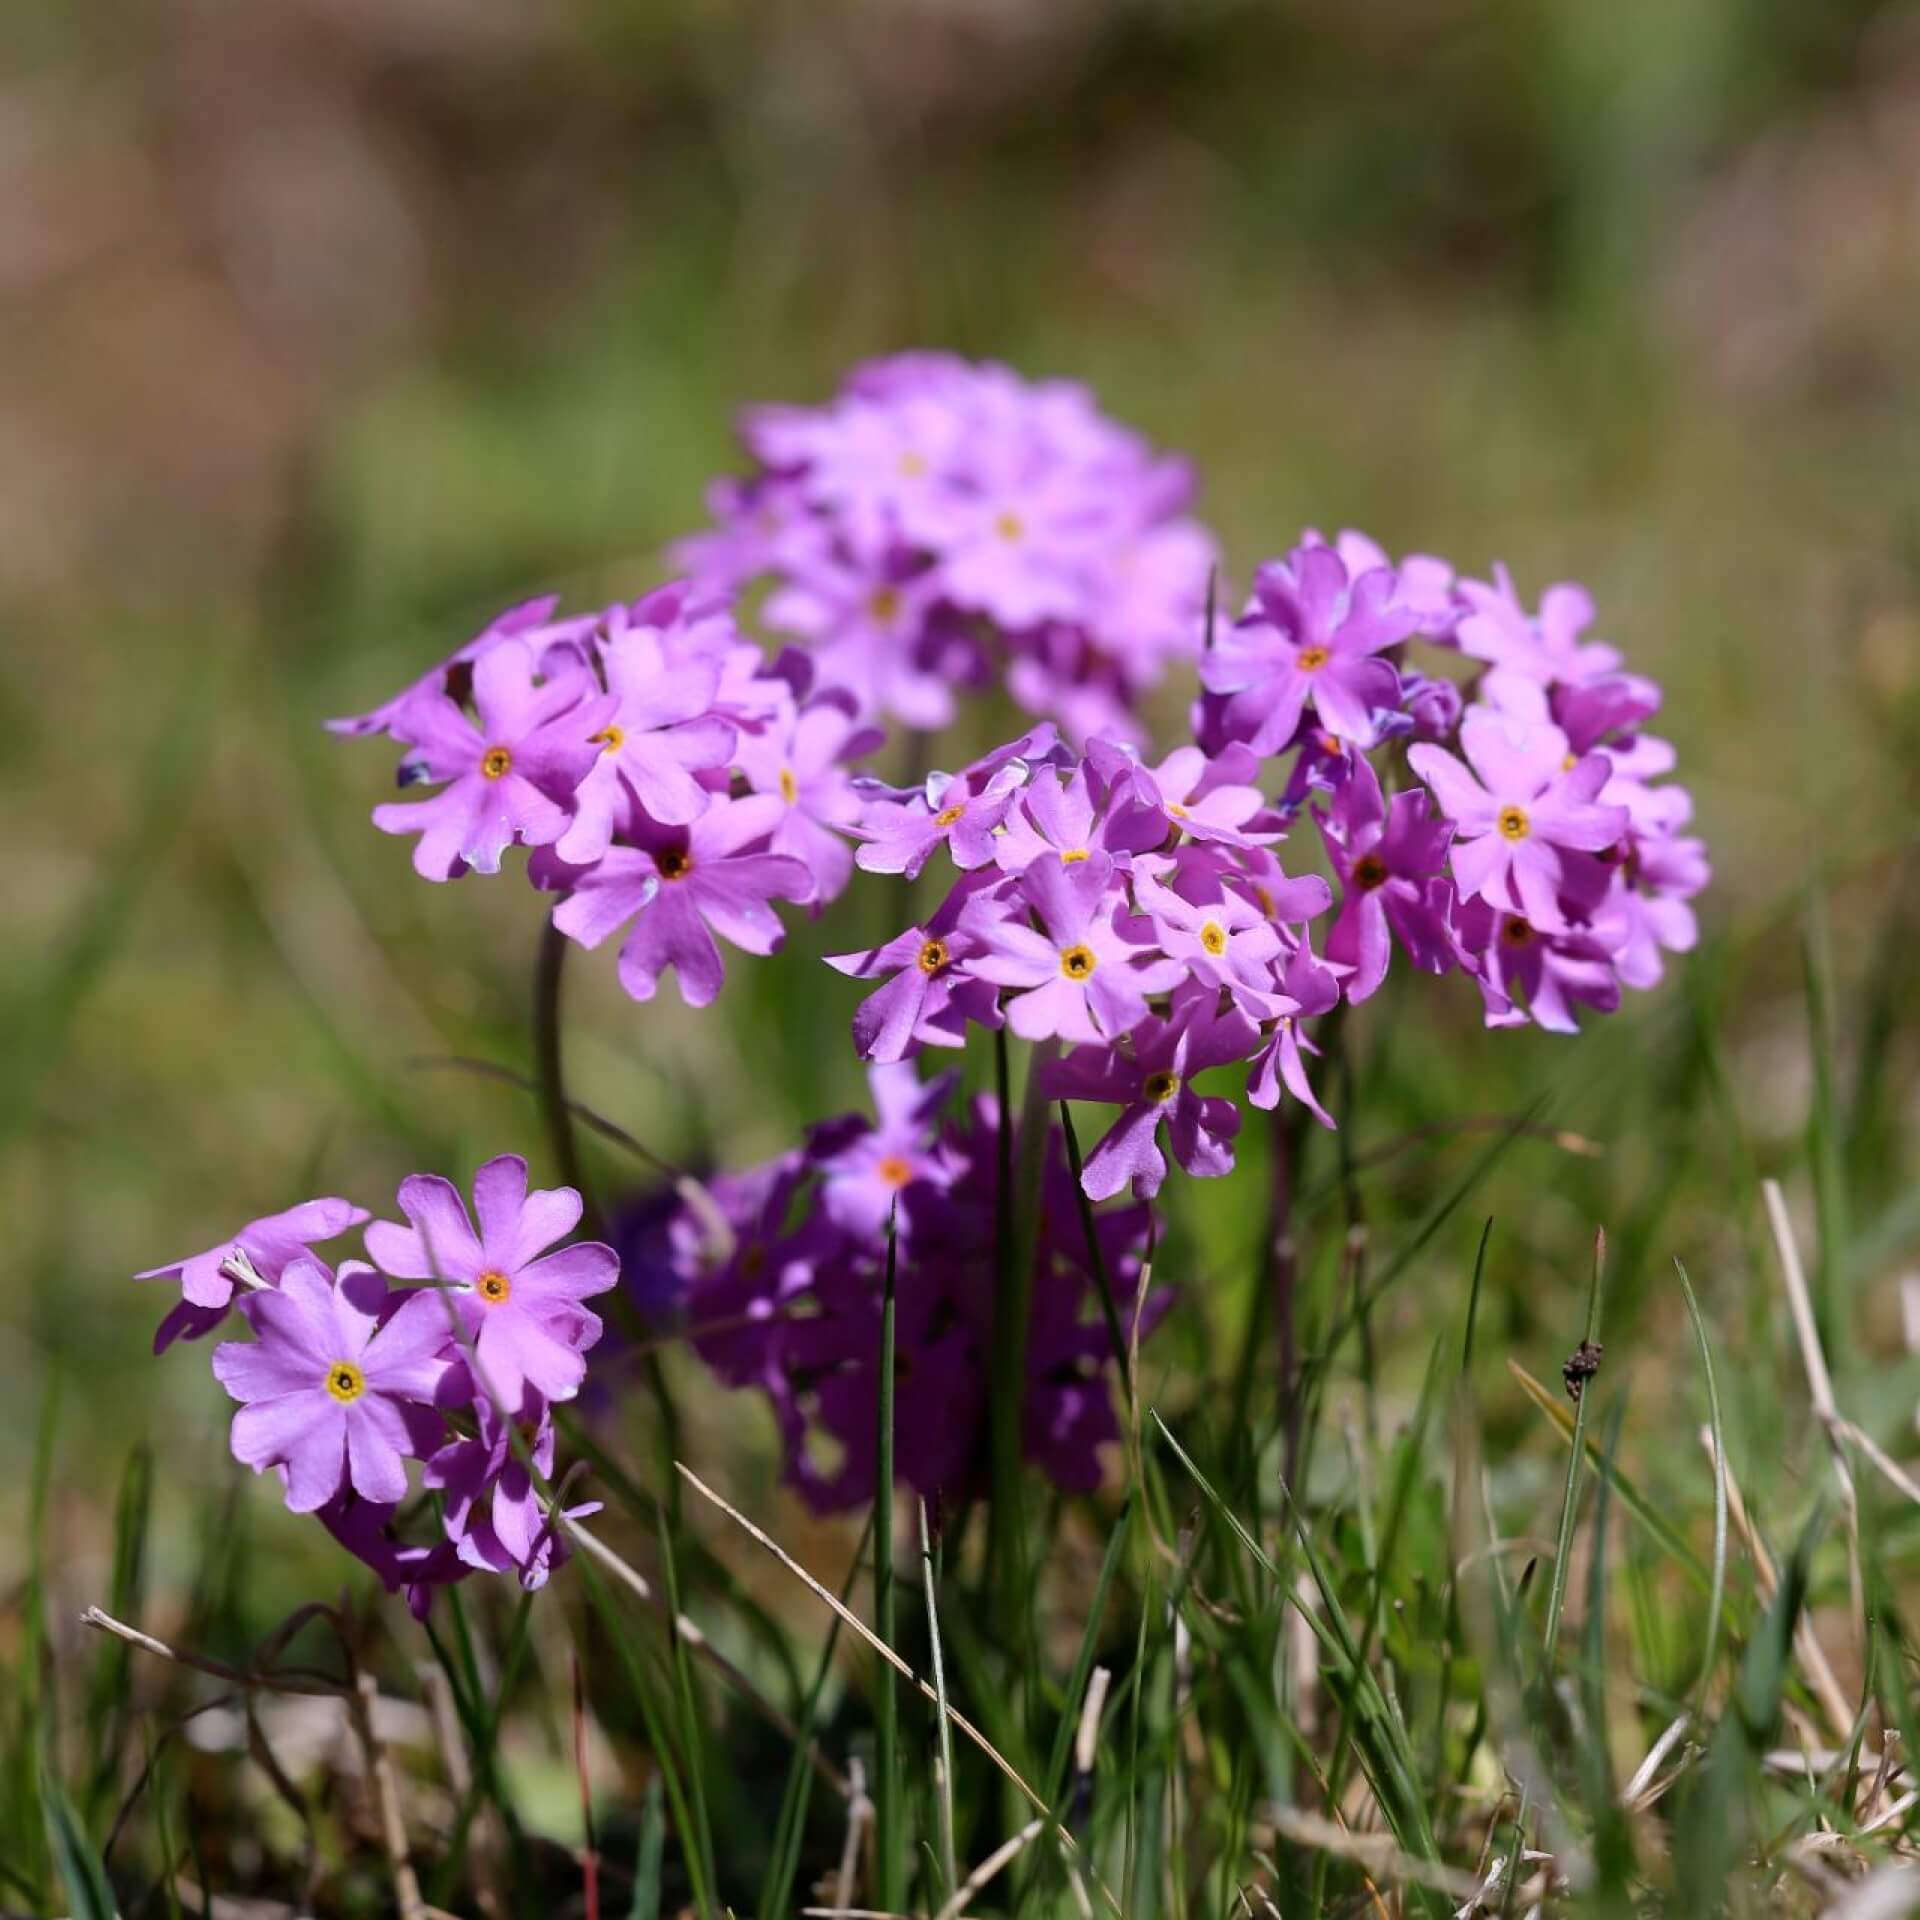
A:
[813,1064,963,1239]
[1199,543,1414,754]
[137,1196,371,1352]
[1408,705,1627,932]
[1457,901,1623,1034]
[1317,756,1458,1003]
[373,640,608,880]
[363,1155,617,1415]
[1041,994,1260,1199]
[548,795,813,1007]
[1246,945,1344,1127]
[212,1260,452,1513]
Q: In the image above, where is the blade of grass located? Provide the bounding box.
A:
[918,1499,958,1904]
[656,1503,720,1915]
[628,1774,665,1920]
[41,1767,115,1920]
[85,1443,152,1821]
[873,1206,904,1911]
[1674,1258,1729,1709]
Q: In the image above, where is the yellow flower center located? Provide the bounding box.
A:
[993,511,1025,542]
[1561,753,1578,773]
[325,1360,366,1404]
[898,451,928,478]
[878,1155,914,1189]
[1199,920,1228,956]
[1166,801,1189,820]
[1253,884,1276,917]
[779,767,798,804]
[1353,852,1389,890]
[868,586,902,624]
[933,804,966,828]
[477,1269,513,1305]
[1497,805,1531,842]
[1296,645,1331,672]
[1059,944,1097,980]
[1501,918,1536,948]
[656,847,693,881]
[1060,847,1092,864]
[916,937,950,975]
[480,745,514,780]
[1143,1070,1180,1105]
[590,725,626,755]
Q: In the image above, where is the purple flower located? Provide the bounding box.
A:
[372,640,608,880]
[549,796,812,1006]
[553,606,737,863]
[991,761,1165,874]
[971,852,1181,1045]
[423,1394,595,1590]
[1409,705,1628,932]
[363,1155,618,1416]
[212,1259,452,1513]
[733,696,883,907]
[1456,568,1622,686]
[137,1196,371,1352]
[855,751,1037,881]
[1199,544,1413,752]
[1317,757,1458,1002]
[1132,861,1285,1014]
[825,877,1010,1061]
[1247,946,1344,1126]
[1042,996,1260,1199]
[814,1065,963,1239]
[1457,901,1622,1033]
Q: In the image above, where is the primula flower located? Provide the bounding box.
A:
[1409,706,1628,932]
[1200,545,1414,752]
[373,640,608,880]
[855,746,1042,880]
[424,1394,596,1589]
[1247,946,1344,1126]
[553,605,736,863]
[1456,568,1622,686]
[363,1156,617,1415]
[1043,996,1260,1199]
[549,796,813,1006]
[137,1196,370,1352]
[1317,757,1458,1002]
[212,1260,452,1513]
[992,761,1164,874]
[732,696,882,907]
[1132,862,1285,1015]
[1458,901,1622,1033]
[814,1065,963,1238]
[972,852,1182,1045]
[826,877,1009,1062]
[1099,740,1274,848]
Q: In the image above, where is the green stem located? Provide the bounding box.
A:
[534,919,593,1226]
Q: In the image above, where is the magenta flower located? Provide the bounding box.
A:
[549,795,812,1007]
[137,1196,371,1352]
[1409,706,1628,932]
[363,1155,618,1415]
[1199,544,1413,752]
[971,852,1182,1045]
[212,1260,452,1513]
[733,696,883,907]
[1132,862,1285,1014]
[826,878,1009,1062]
[372,640,608,881]
[1456,568,1622,686]
[1042,996,1260,1199]
[814,1065,963,1239]
[423,1393,595,1590]
[1317,757,1458,1002]
[991,761,1165,874]
[1247,946,1344,1126]
[553,607,736,863]
[855,750,1039,881]
[1457,901,1622,1033]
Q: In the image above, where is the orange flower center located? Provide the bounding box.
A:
[778,767,798,804]
[480,745,514,780]
[993,511,1025,542]
[1296,645,1331,672]
[917,938,950,975]
[1199,920,1228,956]
[868,587,902,624]
[656,847,693,881]
[933,804,966,828]
[590,725,627,755]
[325,1360,366,1404]
[878,1155,915,1189]
[1497,805,1530,842]
[1059,944,1097,980]
[477,1269,513,1305]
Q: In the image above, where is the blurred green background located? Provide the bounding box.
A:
[5,0,1920,1681]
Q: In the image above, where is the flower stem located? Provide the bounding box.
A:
[533,918,594,1228]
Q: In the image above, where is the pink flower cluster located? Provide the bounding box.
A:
[136,1158,617,1615]
[830,531,1707,1197]
[626,1065,1161,1512]
[675,352,1218,743]
[332,582,882,1006]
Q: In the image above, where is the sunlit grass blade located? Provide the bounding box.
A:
[85,1444,152,1822]
[657,1502,720,1915]
[1674,1257,1729,1709]
[40,1767,115,1920]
